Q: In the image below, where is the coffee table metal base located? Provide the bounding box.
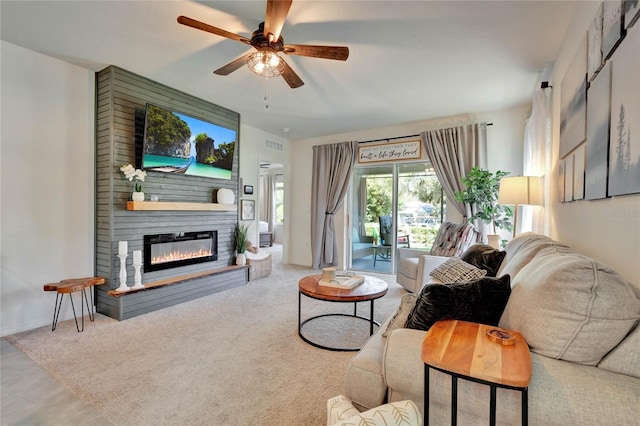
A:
[298,292,380,352]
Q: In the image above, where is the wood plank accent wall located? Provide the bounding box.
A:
[95,66,245,320]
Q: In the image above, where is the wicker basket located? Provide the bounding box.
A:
[247,253,272,281]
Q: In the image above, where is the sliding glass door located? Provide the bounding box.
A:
[349,162,445,274]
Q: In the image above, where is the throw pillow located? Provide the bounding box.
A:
[429,257,487,282]
[404,275,511,332]
[460,243,507,277]
[381,293,417,338]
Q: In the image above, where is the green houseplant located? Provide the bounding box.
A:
[234,223,249,266]
[454,167,513,246]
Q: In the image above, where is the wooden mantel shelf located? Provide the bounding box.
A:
[126,201,236,212]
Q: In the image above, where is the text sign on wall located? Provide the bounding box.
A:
[358,139,422,164]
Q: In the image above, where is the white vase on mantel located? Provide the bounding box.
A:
[132,191,145,202]
[236,253,246,266]
[487,234,500,249]
[217,188,235,205]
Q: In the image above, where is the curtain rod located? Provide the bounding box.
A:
[360,122,493,144]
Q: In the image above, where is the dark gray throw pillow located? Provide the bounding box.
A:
[404,275,511,332]
[460,244,507,277]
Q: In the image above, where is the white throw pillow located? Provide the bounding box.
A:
[429,257,486,283]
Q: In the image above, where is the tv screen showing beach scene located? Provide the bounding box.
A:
[142,103,237,180]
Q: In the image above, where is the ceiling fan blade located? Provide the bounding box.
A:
[280,58,304,89]
[264,0,292,42]
[283,44,349,61]
[177,16,250,45]
[213,52,254,75]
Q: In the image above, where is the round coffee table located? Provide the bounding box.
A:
[298,274,388,351]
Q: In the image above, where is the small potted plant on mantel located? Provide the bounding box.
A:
[454,167,513,248]
[234,223,249,266]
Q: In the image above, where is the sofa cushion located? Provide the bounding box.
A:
[500,233,568,279]
[460,243,506,277]
[404,275,511,332]
[344,316,391,410]
[382,293,417,338]
[430,222,479,257]
[499,245,640,366]
[429,257,486,282]
[597,322,640,379]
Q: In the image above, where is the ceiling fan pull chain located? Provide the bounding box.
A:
[264,75,270,109]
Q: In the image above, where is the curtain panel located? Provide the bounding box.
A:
[522,87,550,234]
[259,174,276,232]
[421,123,488,237]
[310,141,358,269]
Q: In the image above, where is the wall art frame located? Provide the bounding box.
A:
[588,3,604,81]
[585,60,612,200]
[608,25,640,197]
[603,0,625,60]
[625,0,640,29]
[241,199,255,221]
[560,35,588,158]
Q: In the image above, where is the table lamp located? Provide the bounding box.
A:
[498,176,543,237]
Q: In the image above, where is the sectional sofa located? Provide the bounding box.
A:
[344,233,640,425]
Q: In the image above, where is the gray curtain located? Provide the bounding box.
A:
[358,176,368,236]
[311,141,358,269]
[421,123,488,235]
[259,174,275,232]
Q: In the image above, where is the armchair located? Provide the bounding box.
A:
[396,221,479,293]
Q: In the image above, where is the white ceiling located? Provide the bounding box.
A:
[0,1,576,141]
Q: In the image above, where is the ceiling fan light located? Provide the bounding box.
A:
[248,50,285,78]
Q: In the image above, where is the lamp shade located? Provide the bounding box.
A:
[498,176,543,205]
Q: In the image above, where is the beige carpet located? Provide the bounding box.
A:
[6,253,405,426]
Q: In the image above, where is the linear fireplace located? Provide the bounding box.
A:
[144,231,218,272]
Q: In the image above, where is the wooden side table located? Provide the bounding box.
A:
[421,320,532,426]
[43,277,105,332]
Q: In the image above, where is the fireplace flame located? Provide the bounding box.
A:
[152,248,213,265]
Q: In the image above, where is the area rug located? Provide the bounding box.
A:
[5,257,404,426]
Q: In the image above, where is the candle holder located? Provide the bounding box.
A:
[131,260,144,290]
[116,254,130,292]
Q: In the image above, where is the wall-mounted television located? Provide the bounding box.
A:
[141,103,237,180]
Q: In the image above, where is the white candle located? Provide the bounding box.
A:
[118,241,128,256]
[133,250,142,264]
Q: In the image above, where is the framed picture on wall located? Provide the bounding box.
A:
[626,0,640,29]
[603,0,625,60]
[574,144,586,200]
[608,25,640,196]
[585,60,612,200]
[560,35,587,158]
[241,199,255,221]
[588,3,603,81]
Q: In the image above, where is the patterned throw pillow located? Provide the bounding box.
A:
[327,395,422,426]
[460,244,507,277]
[429,257,487,282]
[404,275,511,332]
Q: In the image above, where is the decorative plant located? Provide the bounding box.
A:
[454,167,513,234]
[120,164,147,192]
[234,223,249,254]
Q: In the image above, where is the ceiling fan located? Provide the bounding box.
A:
[177,0,349,89]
